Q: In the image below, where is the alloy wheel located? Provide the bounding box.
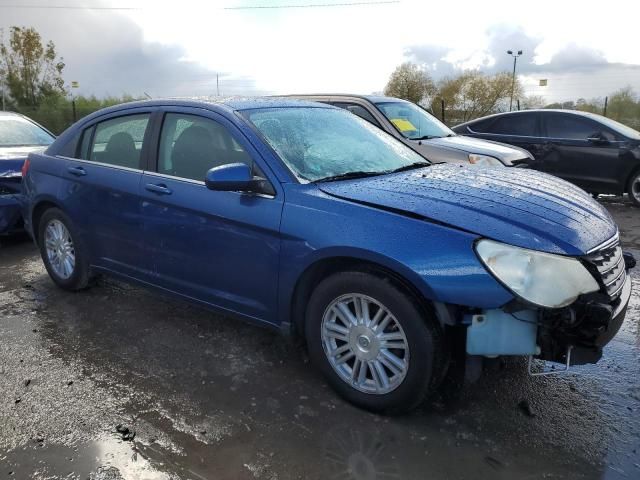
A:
[321,294,409,395]
[632,175,640,204]
[44,219,76,280]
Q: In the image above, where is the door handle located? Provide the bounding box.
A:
[145,183,172,195]
[67,166,87,176]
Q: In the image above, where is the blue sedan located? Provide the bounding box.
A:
[21,98,634,413]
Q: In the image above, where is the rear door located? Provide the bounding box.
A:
[540,112,624,192]
[140,107,283,324]
[60,109,155,279]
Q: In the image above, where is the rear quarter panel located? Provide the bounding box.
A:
[22,152,68,238]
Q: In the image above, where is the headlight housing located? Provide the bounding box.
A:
[475,239,600,308]
[468,154,503,167]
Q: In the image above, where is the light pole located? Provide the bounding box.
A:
[507,49,522,112]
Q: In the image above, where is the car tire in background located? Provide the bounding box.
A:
[628,170,640,207]
[305,270,445,414]
[38,208,91,291]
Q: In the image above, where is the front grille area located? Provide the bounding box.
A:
[585,241,626,300]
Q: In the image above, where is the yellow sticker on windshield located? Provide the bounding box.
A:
[390,118,417,132]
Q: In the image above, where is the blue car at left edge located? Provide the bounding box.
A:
[0,111,54,234]
[21,98,635,413]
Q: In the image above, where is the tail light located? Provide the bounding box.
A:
[21,158,30,177]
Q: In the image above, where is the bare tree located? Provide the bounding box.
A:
[383,62,435,104]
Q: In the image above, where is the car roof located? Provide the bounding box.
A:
[0,111,30,119]
[77,97,334,125]
[0,111,55,137]
[459,108,608,126]
[282,94,408,104]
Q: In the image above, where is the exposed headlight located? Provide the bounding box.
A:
[475,239,599,308]
[468,154,503,167]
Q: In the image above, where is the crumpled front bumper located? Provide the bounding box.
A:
[526,258,633,366]
[593,273,632,347]
[466,252,635,366]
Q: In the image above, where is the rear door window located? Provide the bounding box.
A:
[544,114,601,140]
[485,113,538,136]
[89,114,150,169]
[466,117,495,133]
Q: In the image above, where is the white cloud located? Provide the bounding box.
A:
[1,0,639,101]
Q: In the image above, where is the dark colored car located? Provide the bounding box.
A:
[285,94,533,167]
[22,98,634,413]
[452,109,640,206]
[0,111,55,234]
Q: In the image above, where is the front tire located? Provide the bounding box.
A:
[305,271,445,414]
[38,208,91,291]
[628,171,640,207]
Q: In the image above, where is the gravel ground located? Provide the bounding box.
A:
[0,198,638,480]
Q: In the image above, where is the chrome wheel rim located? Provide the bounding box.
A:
[632,176,640,203]
[44,219,75,280]
[321,294,409,395]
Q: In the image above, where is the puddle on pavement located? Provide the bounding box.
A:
[1,437,177,480]
[0,224,638,479]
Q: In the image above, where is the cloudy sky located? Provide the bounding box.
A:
[1,0,639,103]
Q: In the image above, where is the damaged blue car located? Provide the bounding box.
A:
[21,98,635,414]
[0,111,54,234]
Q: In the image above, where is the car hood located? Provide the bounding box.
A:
[317,164,616,255]
[411,135,532,164]
[0,146,45,178]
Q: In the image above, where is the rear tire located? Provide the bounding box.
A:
[628,171,640,207]
[305,271,445,414]
[38,208,91,291]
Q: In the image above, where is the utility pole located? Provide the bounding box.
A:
[603,96,608,117]
[71,81,79,122]
[507,50,522,112]
[216,74,220,96]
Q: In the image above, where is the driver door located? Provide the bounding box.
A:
[140,108,283,324]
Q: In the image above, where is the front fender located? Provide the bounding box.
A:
[277,185,514,326]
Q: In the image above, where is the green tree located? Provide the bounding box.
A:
[521,95,546,109]
[0,26,65,107]
[383,62,435,104]
[14,94,140,134]
[433,71,522,124]
[575,97,602,114]
[607,86,639,129]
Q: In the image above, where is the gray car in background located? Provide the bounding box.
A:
[286,94,533,167]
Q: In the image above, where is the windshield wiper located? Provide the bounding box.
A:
[410,135,440,140]
[315,171,384,183]
[389,162,431,173]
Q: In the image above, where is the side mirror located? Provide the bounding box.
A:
[204,163,269,194]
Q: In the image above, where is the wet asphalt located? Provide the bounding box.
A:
[0,198,638,480]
